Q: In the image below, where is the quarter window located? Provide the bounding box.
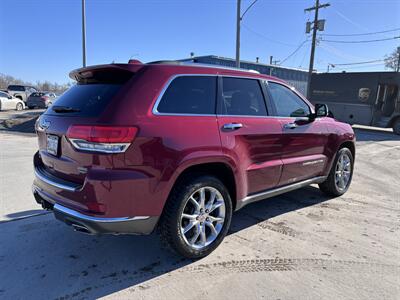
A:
[268,82,310,117]
[156,76,216,114]
[220,77,267,116]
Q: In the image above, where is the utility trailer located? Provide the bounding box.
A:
[310,72,400,134]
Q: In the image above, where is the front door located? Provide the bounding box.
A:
[266,81,329,186]
[217,76,283,196]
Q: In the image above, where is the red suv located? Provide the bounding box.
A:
[32,61,355,258]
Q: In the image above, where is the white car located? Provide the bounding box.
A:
[0,91,25,111]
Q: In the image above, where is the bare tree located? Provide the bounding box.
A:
[0,73,73,94]
[384,47,400,72]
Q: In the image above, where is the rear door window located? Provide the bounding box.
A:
[156,76,216,114]
[220,77,267,116]
[45,84,122,117]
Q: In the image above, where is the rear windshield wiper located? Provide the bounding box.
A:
[52,106,81,113]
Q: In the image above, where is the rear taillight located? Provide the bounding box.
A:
[41,96,49,101]
[66,125,138,153]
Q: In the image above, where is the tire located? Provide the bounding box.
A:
[319,147,354,197]
[16,103,23,111]
[393,118,400,135]
[158,174,233,259]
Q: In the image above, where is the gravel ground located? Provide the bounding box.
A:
[0,125,399,300]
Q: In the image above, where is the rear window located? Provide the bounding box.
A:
[31,92,45,97]
[156,76,216,114]
[45,84,122,117]
[8,85,25,91]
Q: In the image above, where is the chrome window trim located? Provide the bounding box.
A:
[53,203,150,223]
[152,73,270,117]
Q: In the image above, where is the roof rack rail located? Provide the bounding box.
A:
[147,60,260,74]
[147,60,182,65]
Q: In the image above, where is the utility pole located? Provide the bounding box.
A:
[82,0,86,67]
[235,0,241,68]
[235,0,259,68]
[397,47,400,72]
[305,0,330,97]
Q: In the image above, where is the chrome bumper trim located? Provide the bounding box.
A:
[53,203,150,223]
[34,166,81,192]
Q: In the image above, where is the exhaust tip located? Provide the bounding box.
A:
[71,223,93,235]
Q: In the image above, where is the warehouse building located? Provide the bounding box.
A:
[179,55,309,95]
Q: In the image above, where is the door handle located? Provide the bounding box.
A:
[283,122,298,129]
[223,123,243,130]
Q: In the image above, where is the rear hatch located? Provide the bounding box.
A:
[35,64,141,185]
[28,92,47,104]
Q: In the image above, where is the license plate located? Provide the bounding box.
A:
[47,135,59,156]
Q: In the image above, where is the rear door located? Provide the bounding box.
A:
[266,81,329,186]
[217,76,283,196]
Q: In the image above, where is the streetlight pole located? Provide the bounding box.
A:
[235,0,241,68]
[82,0,86,67]
[235,0,259,68]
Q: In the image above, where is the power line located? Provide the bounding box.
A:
[330,59,384,66]
[322,36,400,43]
[280,40,310,64]
[321,27,400,37]
[241,24,296,47]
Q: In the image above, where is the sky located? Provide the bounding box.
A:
[0,0,399,84]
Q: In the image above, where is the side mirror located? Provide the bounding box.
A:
[314,103,329,118]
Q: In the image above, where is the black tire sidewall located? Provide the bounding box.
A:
[168,175,232,258]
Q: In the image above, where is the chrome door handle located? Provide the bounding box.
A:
[223,123,243,130]
[283,122,298,129]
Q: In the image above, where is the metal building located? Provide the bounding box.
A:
[179,55,309,95]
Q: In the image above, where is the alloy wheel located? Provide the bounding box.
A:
[335,152,352,192]
[180,187,226,250]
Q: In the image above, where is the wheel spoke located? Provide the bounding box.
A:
[209,200,223,213]
[208,215,224,223]
[199,188,206,209]
[199,224,206,246]
[206,221,218,237]
[183,221,196,234]
[189,196,201,212]
[190,223,201,244]
[205,190,216,211]
[182,213,197,220]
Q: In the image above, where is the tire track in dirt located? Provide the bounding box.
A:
[54,258,399,299]
[184,258,400,275]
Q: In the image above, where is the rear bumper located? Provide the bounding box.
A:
[33,186,159,235]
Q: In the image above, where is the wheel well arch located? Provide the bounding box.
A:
[339,140,355,160]
[387,115,400,128]
[171,162,237,210]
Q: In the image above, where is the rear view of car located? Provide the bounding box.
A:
[27,92,56,109]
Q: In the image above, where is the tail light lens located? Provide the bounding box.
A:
[41,96,49,101]
[67,125,138,153]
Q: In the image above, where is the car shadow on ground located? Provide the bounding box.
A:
[0,185,335,299]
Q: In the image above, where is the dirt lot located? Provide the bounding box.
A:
[0,114,399,299]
